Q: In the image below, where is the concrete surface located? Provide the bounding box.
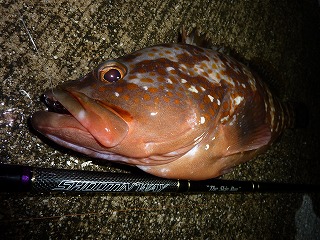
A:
[1,0,320,239]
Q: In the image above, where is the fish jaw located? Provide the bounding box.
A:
[31,111,110,155]
[31,88,129,151]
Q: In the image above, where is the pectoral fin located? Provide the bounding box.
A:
[219,99,271,156]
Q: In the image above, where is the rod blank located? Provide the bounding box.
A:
[0,164,319,193]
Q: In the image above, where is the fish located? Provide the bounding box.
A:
[31,32,299,180]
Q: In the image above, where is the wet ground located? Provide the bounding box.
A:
[1,0,320,239]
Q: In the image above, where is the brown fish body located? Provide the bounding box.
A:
[31,43,294,180]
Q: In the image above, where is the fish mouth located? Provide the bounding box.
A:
[41,92,71,115]
[31,89,129,153]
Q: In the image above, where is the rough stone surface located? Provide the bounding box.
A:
[1,0,320,239]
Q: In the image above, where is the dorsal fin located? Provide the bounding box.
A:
[180,27,213,49]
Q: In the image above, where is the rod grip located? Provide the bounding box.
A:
[31,167,180,193]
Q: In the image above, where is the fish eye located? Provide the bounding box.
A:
[98,62,127,83]
[103,69,121,82]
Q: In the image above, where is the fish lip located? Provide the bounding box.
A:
[31,89,117,152]
[42,89,130,121]
[31,111,109,157]
[37,88,130,148]
[32,89,91,136]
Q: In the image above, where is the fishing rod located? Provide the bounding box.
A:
[0,164,319,193]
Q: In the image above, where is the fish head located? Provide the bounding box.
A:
[32,44,209,165]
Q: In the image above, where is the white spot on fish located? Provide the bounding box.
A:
[78,110,86,120]
[166,78,173,84]
[234,96,244,106]
[200,86,206,91]
[241,83,246,88]
[150,112,158,116]
[166,67,175,72]
[188,85,198,93]
[208,95,214,102]
[104,127,111,132]
[200,116,206,124]
[179,63,187,70]
[220,115,229,123]
[217,99,221,105]
[187,112,198,127]
[143,86,148,90]
[115,92,120,97]
[264,102,268,114]
[229,115,237,126]
[181,79,187,83]
[205,144,209,150]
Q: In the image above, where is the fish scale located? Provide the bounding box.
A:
[31,42,296,180]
